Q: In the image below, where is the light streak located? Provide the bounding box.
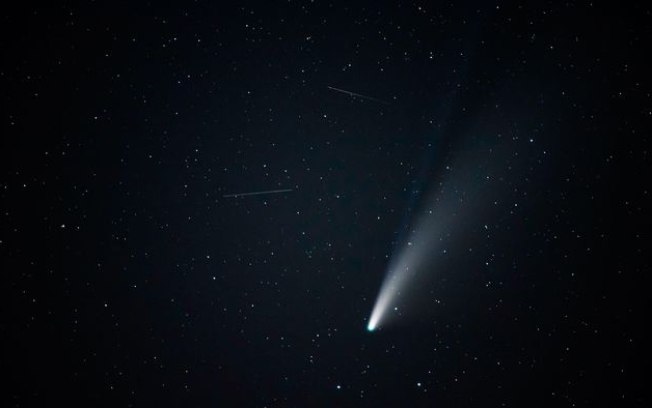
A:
[222,188,293,198]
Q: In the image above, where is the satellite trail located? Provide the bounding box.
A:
[222,188,293,198]
[327,86,390,105]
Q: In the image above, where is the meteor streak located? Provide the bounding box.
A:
[327,86,390,105]
[222,188,293,198]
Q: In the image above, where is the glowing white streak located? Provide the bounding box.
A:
[367,271,403,331]
[367,282,390,331]
[367,230,433,331]
[367,146,498,331]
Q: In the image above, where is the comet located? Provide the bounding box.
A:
[367,241,423,332]
[366,146,499,332]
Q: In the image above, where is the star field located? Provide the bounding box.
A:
[2,1,651,407]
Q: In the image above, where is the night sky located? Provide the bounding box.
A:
[2,1,651,407]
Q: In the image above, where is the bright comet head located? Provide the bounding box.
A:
[367,273,400,332]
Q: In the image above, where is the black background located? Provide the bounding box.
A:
[2,1,650,407]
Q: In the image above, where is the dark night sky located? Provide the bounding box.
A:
[2,1,651,407]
